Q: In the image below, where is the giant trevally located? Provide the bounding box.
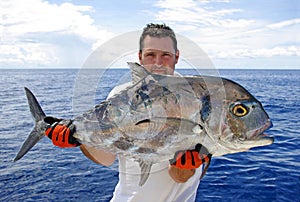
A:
[14,62,273,186]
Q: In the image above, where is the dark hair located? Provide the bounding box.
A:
[139,23,177,52]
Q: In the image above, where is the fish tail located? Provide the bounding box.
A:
[14,87,47,162]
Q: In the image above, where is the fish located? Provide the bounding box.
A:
[14,62,274,186]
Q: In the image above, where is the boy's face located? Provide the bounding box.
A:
[139,36,179,75]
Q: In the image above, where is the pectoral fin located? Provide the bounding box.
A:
[138,160,153,186]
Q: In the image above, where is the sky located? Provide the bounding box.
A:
[1,0,299,69]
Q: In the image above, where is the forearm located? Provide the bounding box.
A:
[168,166,195,183]
[80,144,116,166]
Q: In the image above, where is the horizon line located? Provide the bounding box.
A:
[0,67,299,70]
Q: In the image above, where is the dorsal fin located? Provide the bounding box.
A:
[127,62,150,84]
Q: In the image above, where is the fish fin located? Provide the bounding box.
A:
[135,117,204,135]
[14,87,47,162]
[14,128,44,162]
[138,160,153,186]
[135,117,194,126]
[127,62,150,84]
[24,87,46,120]
[200,154,212,179]
[135,119,151,125]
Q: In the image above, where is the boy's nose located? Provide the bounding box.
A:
[154,55,163,66]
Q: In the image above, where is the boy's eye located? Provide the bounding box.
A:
[145,53,154,57]
[162,52,173,57]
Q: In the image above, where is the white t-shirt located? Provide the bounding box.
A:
[108,78,202,202]
[110,156,203,202]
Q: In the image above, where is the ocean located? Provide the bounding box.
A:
[0,68,299,201]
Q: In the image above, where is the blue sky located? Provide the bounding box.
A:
[1,0,299,69]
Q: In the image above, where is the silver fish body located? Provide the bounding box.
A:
[15,62,273,186]
[74,63,273,157]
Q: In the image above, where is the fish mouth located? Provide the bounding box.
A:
[247,119,273,140]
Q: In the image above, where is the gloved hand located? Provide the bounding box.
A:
[169,144,212,169]
[44,116,80,148]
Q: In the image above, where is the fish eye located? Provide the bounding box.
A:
[231,103,249,117]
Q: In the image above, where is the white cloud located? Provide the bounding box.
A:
[0,43,59,67]
[267,18,300,29]
[0,0,113,67]
[0,0,298,68]
[155,0,197,10]
[154,0,250,28]
[215,46,300,58]
[153,0,300,68]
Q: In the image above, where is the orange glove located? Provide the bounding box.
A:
[170,144,212,169]
[44,116,80,148]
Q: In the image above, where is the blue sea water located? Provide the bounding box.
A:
[0,68,299,202]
